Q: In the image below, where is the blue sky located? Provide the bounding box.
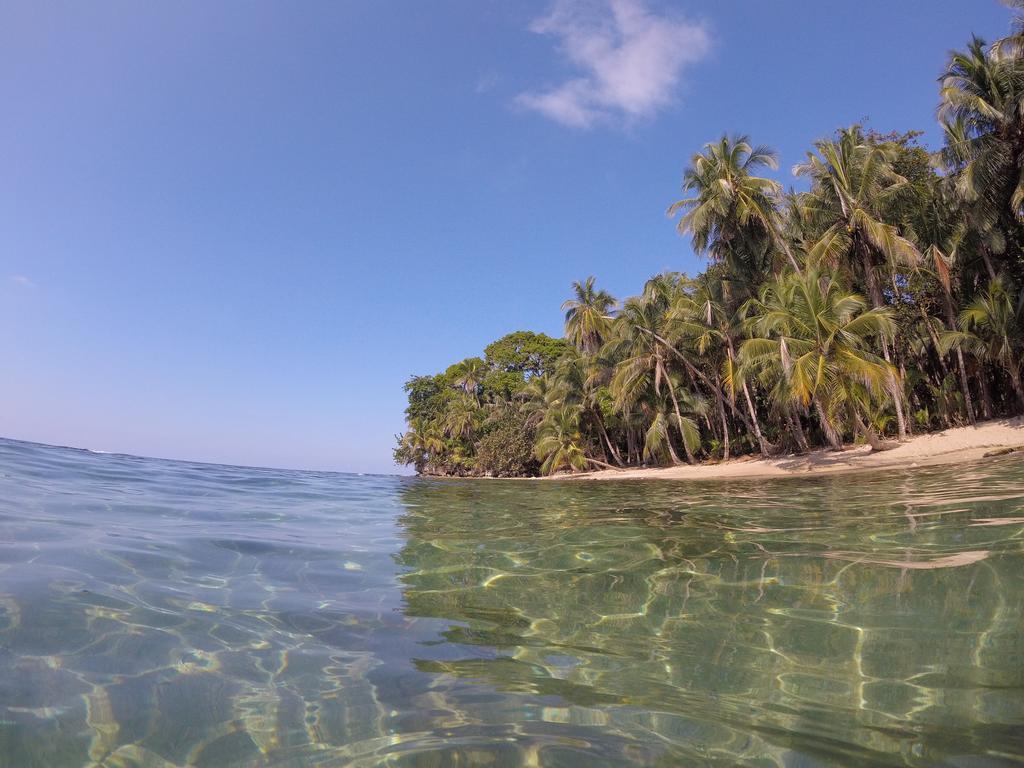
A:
[0,1,1010,474]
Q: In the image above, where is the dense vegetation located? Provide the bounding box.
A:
[396,6,1024,476]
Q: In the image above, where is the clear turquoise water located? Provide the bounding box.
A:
[0,438,1023,767]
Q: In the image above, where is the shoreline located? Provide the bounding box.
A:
[553,418,1024,482]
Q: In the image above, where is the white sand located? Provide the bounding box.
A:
[562,418,1024,482]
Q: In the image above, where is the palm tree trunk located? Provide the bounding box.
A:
[667,383,696,464]
[715,387,730,460]
[814,400,843,450]
[666,437,682,465]
[981,248,998,281]
[918,305,949,376]
[852,410,890,451]
[593,413,623,466]
[786,406,810,453]
[776,233,803,275]
[1007,356,1024,413]
[647,329,761,439]
[880,337,909,440]
[941,292,976,424]
[742,380,772,457]
[585,457,624,471]
[857,242,907,439]
[979,365,995,418]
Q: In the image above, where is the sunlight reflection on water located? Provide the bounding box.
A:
[0,439,1022,766]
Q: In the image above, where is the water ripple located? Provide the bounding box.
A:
[1,439,1023,766]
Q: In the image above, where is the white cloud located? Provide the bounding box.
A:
[516,0,710,128]
[10,275,35,288]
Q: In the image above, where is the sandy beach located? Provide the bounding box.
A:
[563,418,1024,481]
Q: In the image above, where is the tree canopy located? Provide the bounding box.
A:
[396,5,1024,476]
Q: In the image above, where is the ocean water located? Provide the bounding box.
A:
[0,439,1023,767]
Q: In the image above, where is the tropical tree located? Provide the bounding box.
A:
[395,5,1024,477]
[740,270,898,450]
[607,276,702,463]
[668,134,799,281]
[794,125,919,438]
[534,406,588,475]
[941,277,1024,410]
[562,277,616,354]
[448,357,488,401]
[667,272,773,458]
[992,0,1024,58]
[940,36,1024,245]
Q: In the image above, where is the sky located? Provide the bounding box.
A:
[0,1,1011,474]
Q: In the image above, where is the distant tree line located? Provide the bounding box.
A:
[395,5,1024,476]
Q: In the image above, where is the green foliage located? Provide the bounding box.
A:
[403,375,450,422]
[396,5,1024,475]
[474,409,538,477]
[484,331,570,378]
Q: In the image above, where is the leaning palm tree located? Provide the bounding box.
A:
[794,125,919,439]
[740,269,898,451]
[562,277,616,354]
[534,405,588,475]
[639,396,701,466]
[607,278,701,463]
[668,134,800,280]
[940,277,1024,411]
[551,350,624,465]
[667,273,773,458]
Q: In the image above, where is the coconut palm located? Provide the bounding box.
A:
[794,126,921,305]
[668,135,799,280]
[639,395,701,466]
[443,394,480,440]
[940,277,1024,410]
[669,274,773,457]
[534,405,588,475]
[794,125,919,438]
[910,175,978,422]
[449,357,487,400]
[607,277,702,463]
[939,36,1024,274]
[992,0,1024,59]
[562,277,616,355]
[519,374,565,427]
[740,269,898,450]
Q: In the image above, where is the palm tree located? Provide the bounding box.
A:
[911,175,978,423]
[607,276,701,463]
[992,0,1024,59]
[939,36,1024,271]
[562,277,616,354]
[519,374,565,427]
[449,357,487,401]
[794,125,919,439]
[668,135,800,279]
[740,269,898,450]
[443,394,480,440]
[640,397,701,466]
[552,350,625,466]
[665,273,774,458]
[940,277,1024,411]
[534,406,588,475]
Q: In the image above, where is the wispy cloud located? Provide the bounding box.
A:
[10,275,36,288]
[475,71,500,94]
[516,0,710,129]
